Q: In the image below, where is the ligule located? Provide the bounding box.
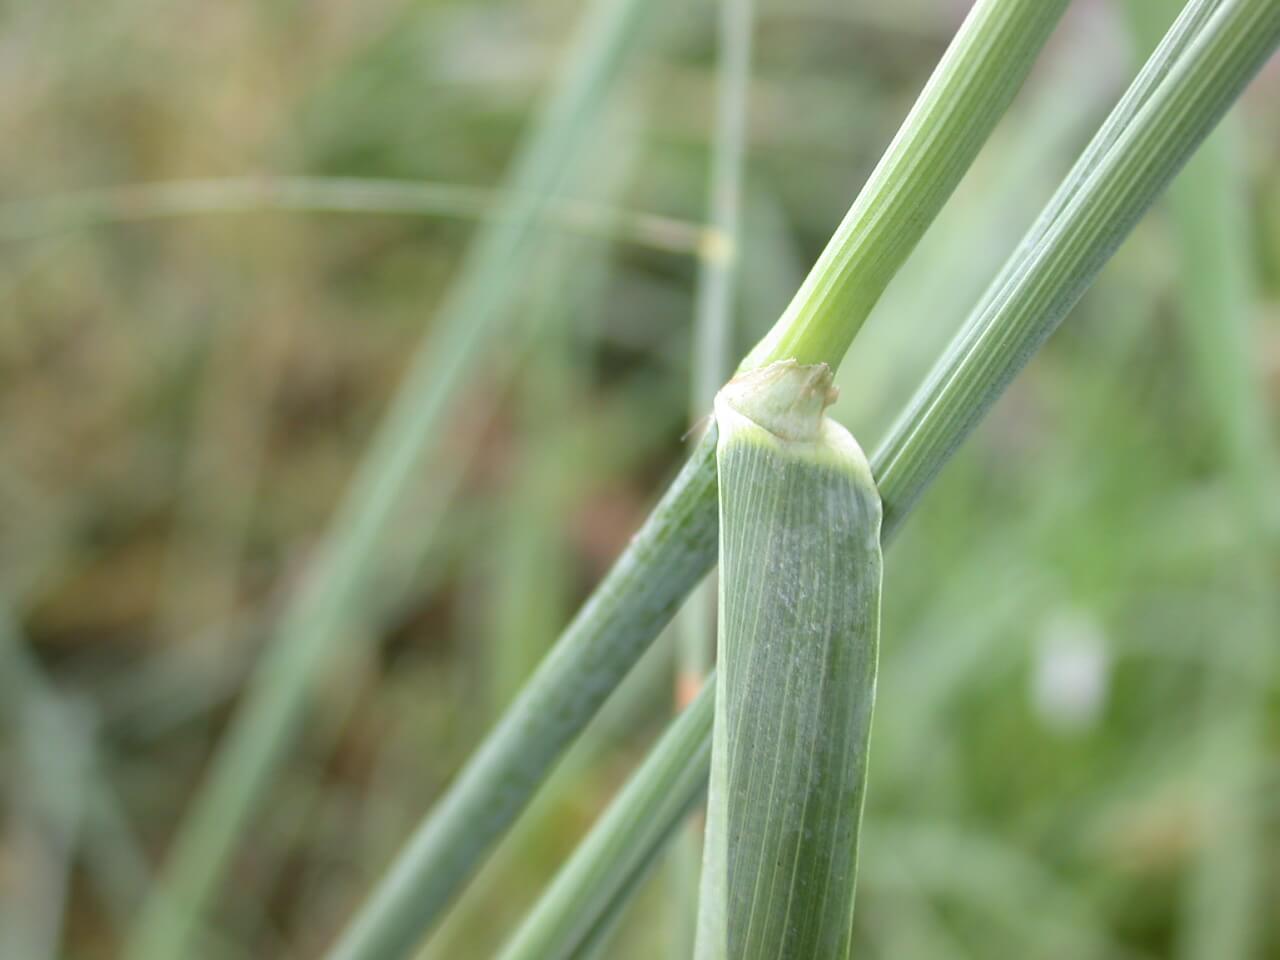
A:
[696,360,883,959]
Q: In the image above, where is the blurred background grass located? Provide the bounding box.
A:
[1,0,1278,957]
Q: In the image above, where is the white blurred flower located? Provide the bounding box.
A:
[1030,610,1110,735]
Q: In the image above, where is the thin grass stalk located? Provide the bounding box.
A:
[552,821,682,960]
[0,176,708,258]
[497,4,1279,948]
[329,6,1068,955]
[831,4,1144,440]
[743,0,1071,369]
[990,0,1223,278]
[335,428,719,960]
[124,0,659,957]
[420,215,619,958]
[424,589,677,959]
[872,0,1280,538]
[496,686,714,960]
[570,908,632,960]
[671,0,755,949]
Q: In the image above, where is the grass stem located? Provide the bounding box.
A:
[329,4,1071,956]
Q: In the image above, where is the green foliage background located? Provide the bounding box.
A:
[1,1,1277,957]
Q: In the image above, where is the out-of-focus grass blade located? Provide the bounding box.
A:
[0,605,156,949]
[863,822,1127,959]
[331,5,1069,955]
[124,0,660,957]
[695,362,881,959]
[2,676,89,960]
[690,0,754,418]
[480,130,631,716]
[1166,130,1272,960]
[0,176,707,258]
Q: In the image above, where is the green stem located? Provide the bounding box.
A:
[496,686,714,960]
[328,3,1069,957]
[744,0,1070,369]
[873,0,1280,539]
[125,0,659,957]
[333,432,720,960]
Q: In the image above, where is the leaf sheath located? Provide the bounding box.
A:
[696,362,882,959]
